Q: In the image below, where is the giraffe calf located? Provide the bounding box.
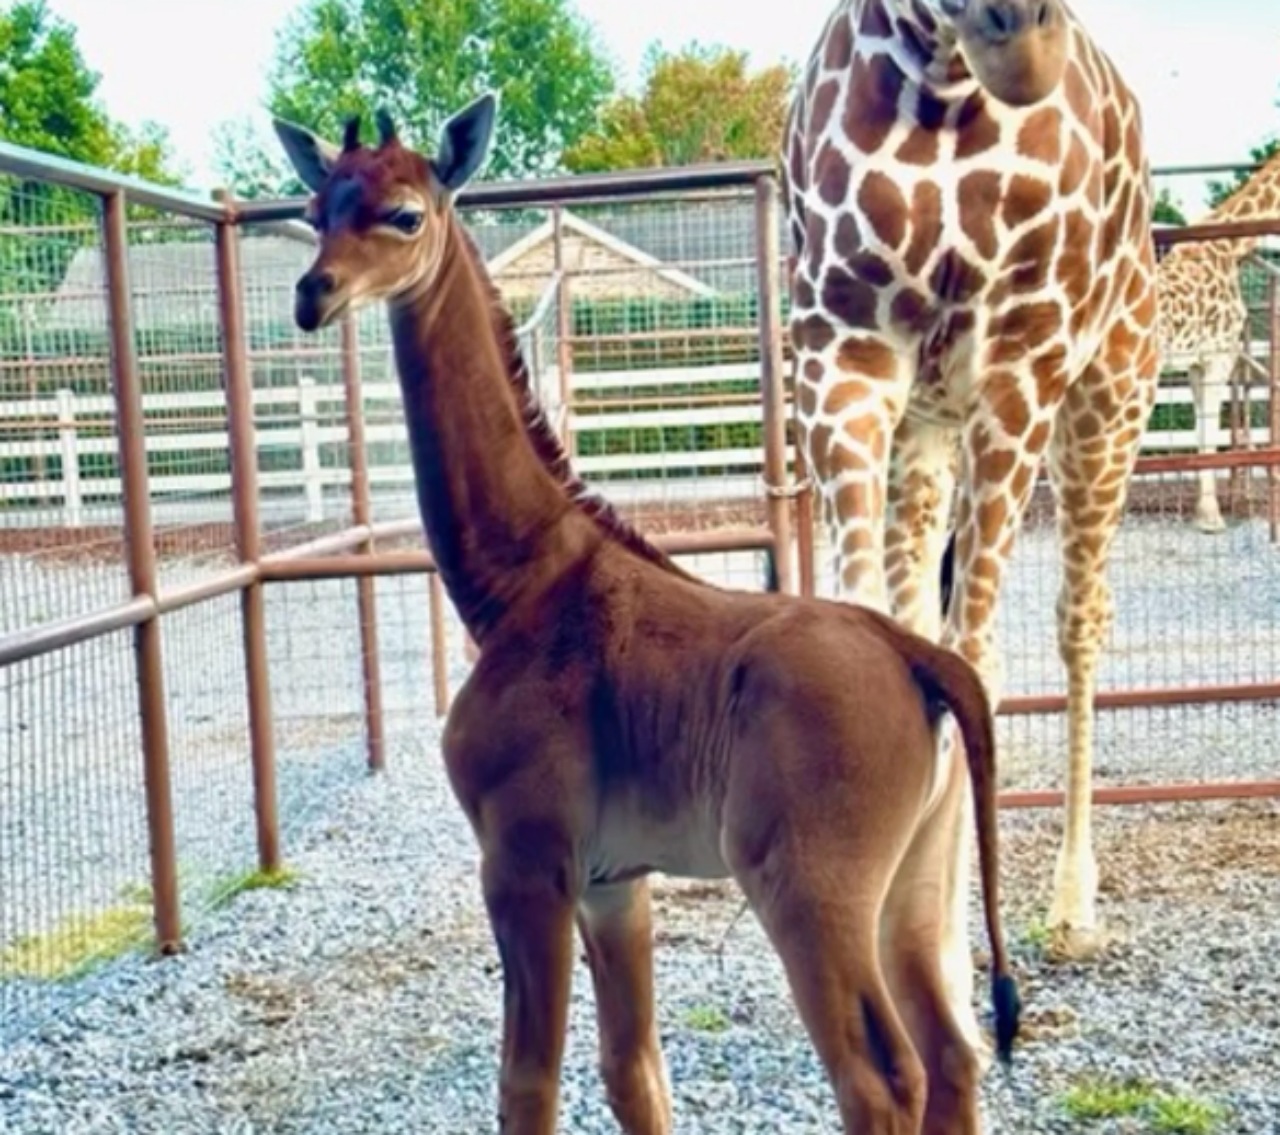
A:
[271,93,1022,1135]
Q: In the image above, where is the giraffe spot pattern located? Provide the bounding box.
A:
[1001,174,1053,230]
[824,13,853,69]
[833,213,863,260]
[903,181,944,275]
[857,170,909,248]
[782,0,1162,652]
[836,335,898,379]
[817,142,852,207]
[955,93,1002,159]
[958,170,1002,259]
[822,266,880,328]
[843,53,903,154]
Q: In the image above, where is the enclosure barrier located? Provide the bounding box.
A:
[0,143,809,1000]
[1,141,1278,1038]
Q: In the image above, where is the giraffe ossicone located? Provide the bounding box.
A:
[783,0,1162,1047]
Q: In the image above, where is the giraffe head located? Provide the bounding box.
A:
[272,92,498,331]
[930,0,1070,107]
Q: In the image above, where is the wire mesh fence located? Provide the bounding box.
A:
[0,629,148,1038]
[0,177,131,625]
[1,145,1277,1054]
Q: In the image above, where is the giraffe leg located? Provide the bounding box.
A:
[1044,361,1155,955]
[577,880,672,1135]
[884,414,960,641]
[1189,357,1230,533]
[880,745,983,1135]
[792,329,912,611]
[938,371,1059,1031]
[882,415,984,1061]
[728,828,927,1133]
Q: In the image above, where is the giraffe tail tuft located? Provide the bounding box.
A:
[940,529,957,618]
[992,971,1022,1065]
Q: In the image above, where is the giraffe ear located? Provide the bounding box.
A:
[432,91,498,195]
[273,118,341,193]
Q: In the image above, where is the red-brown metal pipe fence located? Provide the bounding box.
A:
[0,138,1276,1045]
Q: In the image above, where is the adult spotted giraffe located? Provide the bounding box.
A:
[1157,146,1280,533]
[783,0,1160,1044]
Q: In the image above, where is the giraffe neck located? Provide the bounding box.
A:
[1199,149,1280,260]
[387,215,689,643]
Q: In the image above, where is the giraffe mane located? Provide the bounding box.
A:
[450,222,697,582]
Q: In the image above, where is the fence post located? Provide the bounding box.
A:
[793,443,816,597]
[429,573,450,716]
[552,206,575,455]
[56,388,83,529]
[213,189,281,874]
[753,174,796,594]
[1270,275,1279,544]
[339,314,386,772]
[101,190,182,955]
[298,377,323,523]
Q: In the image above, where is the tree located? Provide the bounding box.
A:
[1206,137,1280,211]
[209,116,300,201]
[563,42,797,173]
[213,0,616,197]
[1152,187,1187,226]
[0,0,184,301]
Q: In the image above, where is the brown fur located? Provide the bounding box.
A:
[274,99,1020,1134]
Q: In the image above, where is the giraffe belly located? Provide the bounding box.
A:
[586,794,730,885]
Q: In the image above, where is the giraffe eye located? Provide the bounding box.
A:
[383,208,424,235]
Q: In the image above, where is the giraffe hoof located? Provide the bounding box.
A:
[1044,921,1116,964]
[1194,507,1226,534]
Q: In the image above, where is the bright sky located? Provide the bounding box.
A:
[41,0,1280,215]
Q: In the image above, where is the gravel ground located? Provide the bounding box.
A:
[1,729,1276,1133]
[2,506,1278,1131]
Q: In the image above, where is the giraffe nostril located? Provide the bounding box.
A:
[298,270,336,299]
[979,1,1019,39]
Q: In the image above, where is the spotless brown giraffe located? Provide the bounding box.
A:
[273,92,1020,1133]
[783,0,1161,1032]
[1156,145,1280,533]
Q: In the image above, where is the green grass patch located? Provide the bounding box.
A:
[683,1003,731,1033]
[0,903,152,981]
[1148,1096,1228,1135]
[206,865,301,911]
[1020,915,1050,955]
[1060,1076,1226,1133]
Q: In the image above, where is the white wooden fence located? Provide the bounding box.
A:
[0,359,1273,528]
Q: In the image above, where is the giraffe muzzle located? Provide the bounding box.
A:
[956,0,1068,107]
[294,268,347,332]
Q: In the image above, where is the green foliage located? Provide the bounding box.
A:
[565,41,797,173]
[213,0,616,197]
[1152,187,1187,226]
[207,866,301,910]
[0,901,151,981]
[0,0,185,297]
[683,1003,731,1032]
[1206,136,1280,210]
[1059,1075,1225,1134]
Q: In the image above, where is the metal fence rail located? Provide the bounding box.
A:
[1,138,1278,1046]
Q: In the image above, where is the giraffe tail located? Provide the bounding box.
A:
[859,606,1022,1063]
[940,529,957,619]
